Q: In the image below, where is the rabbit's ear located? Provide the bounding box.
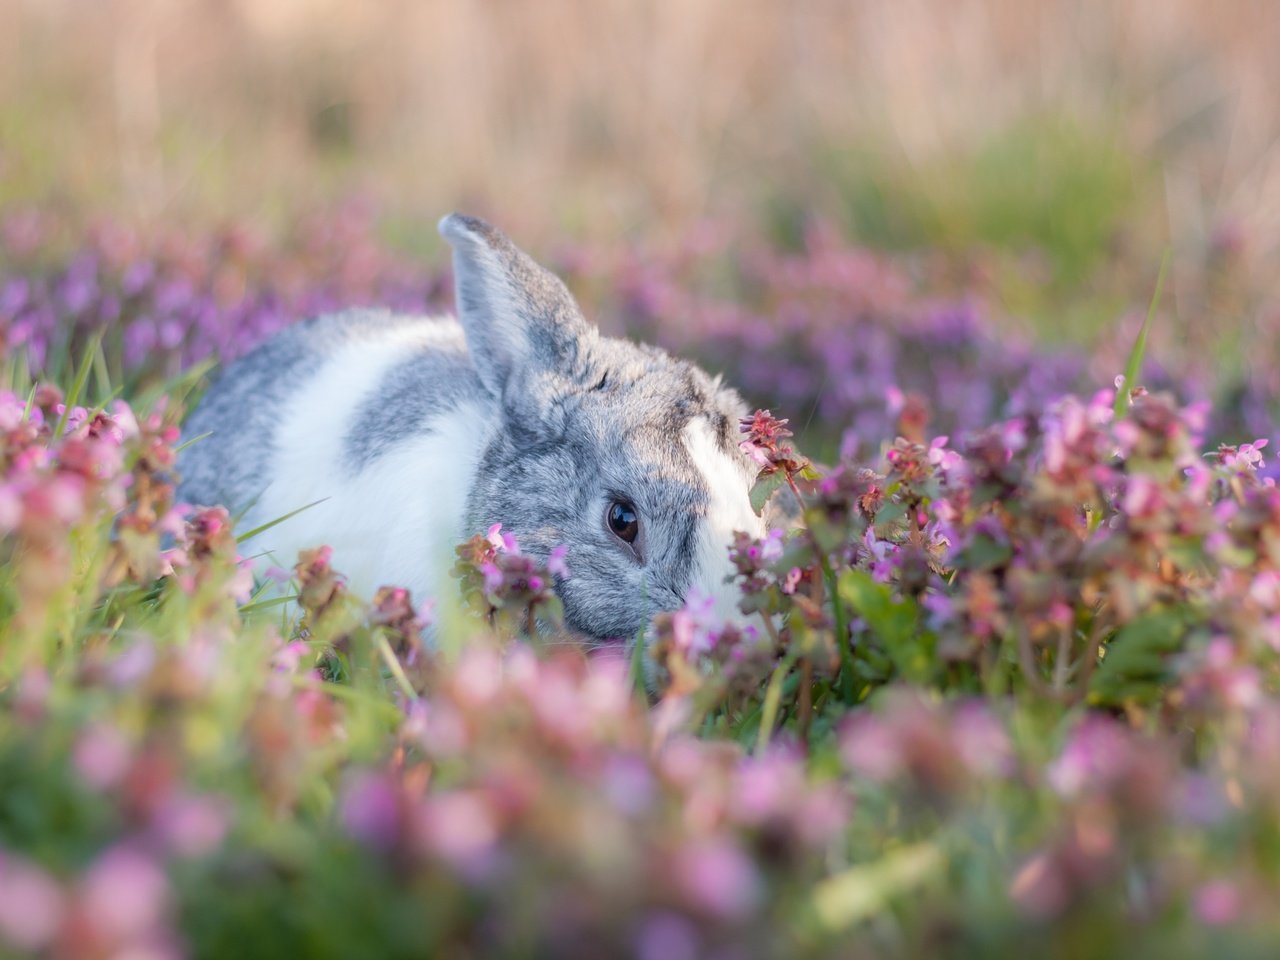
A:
[439,214,596,405]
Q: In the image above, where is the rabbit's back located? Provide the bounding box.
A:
[178,308,494,595]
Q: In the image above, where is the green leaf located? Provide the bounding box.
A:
[1114,248,1170,418]
[873,500,908,527]
[1089,610,1186,705]
[838,570,929,682]
[749,470,788,516]
[957,534,1012,571]
[810,842,943,932]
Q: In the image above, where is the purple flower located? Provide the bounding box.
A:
[485,522,519,553]
[635,912,699,960]
[340,771,403,851]
[547,544,570,578]
[670,592,724,658]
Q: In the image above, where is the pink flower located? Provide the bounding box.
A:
[759,528,785,564]
[738,440,772,467]
[1194,879,1241,926]
[154,794,229,858]
[0,853,65,951]
[72,724,133,790]
[0,483,21,532]
[485,522,518,553]
[1046,717,1132,798]
[547,544,570,578]
[272,640,312,674]
[840,713,902,782]
[480,561,505,595]
[672,837,761,919]
[952,703,1014,778]
[670,592,724,658]
[416,791,499,874]
[340,771,404,850]
[928,436,965,478]
[1121,475,1163,517]
[863,528,896,583]
[79,845,170,942]
[263,565,293,584]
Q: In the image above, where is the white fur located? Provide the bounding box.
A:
[681,418,767,625]
[243,320,495,603]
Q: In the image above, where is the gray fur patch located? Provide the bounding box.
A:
[341,341,479,473]
[177,309,435,509]
[464,333,750,641]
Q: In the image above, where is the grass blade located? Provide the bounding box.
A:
[1114,247,1171,418]
[174,431,212,455]
[235,498,329,544]
[55,330,105,437]
[755,656,792,753]
[239,594,299,615]
[810,842,944,933]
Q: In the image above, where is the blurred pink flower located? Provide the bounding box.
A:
[547,544,570,578]
[79,844,170,943]
[72,723,133,790]
[0,853,65,951]
[672,836,762,919]
[841,713,902,782]
[635,912,699,960]
[340,771,403,851]
[952,703,1014,779]
[1009,850,1068,919]
[155,794,230,858]
[417,791,499,874]
[1046,717,1132,799]
[1193,879,1241,926]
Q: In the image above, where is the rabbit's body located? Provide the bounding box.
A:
[178,216,766,643]
[180,310,494,603]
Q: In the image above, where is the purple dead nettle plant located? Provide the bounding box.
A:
[453,523,570,642]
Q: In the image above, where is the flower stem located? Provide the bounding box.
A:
[785,472,854,703]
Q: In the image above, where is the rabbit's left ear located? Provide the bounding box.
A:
[439,214,597,413]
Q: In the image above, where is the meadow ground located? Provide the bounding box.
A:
[1,3,1280,957]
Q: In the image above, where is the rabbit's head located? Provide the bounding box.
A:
[440,214,768,644]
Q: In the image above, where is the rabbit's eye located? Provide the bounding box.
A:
[607,499,639,545]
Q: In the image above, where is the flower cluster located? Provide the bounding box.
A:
[331,647,850,957]
[4,207,1276,467]
[574,227,1206,457]
[452,523,569,638]
[0,204,445,388]
[3,209,1280,957]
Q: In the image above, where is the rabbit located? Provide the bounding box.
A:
[176,214,769,644]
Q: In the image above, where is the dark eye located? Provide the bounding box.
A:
[607,499,639,544]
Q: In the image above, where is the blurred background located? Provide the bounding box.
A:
[1,0,1277,447]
